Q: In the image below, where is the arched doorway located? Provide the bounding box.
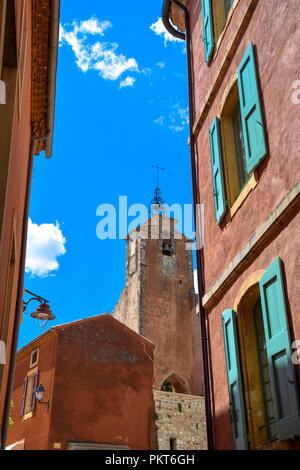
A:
[160,373,188,394]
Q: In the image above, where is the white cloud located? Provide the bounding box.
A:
[157,61,165,68]
[25,219,66,278]
[153,104,189,132]
[153,116,165,126]
[169,125,184,133]
[120,76,136,88]
[150,17,182,46]
[59,17,139,83]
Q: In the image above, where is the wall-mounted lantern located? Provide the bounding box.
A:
[35,384,50,413]
[23,290,55,328]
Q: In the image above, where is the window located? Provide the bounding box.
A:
[201,0,237,64]
[209,43,267,224]
[30,348,39,368]
[170,438,177,450]
[232,103,248,191]
[162,241,173,256]
[253,300,277,442]
[224,0,235,19]
[20,370,39,418]
[222,258,300,449]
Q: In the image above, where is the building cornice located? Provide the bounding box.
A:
[31,0,60,158]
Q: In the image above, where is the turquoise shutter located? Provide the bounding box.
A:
[237,42,267,173]
[222,309,248,450]
[201,0,214,64]
[209,117,227,224]
[259,257,300,440]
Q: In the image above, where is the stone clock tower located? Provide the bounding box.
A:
[112,213,203,396]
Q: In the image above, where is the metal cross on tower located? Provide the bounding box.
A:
[151,163,165,209]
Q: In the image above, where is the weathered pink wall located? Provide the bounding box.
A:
[190,0,300,291]
[188,0,300,450]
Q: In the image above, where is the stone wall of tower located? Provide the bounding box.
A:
[113,214,203,396]
[112,233,142,333]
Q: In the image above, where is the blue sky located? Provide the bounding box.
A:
[20,0,193,348]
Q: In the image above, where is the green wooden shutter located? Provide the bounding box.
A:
[222,309,248,450]
[237,42,267,173]
[201,0,214,64]
[259,257,300,440]
[209,117,227,224]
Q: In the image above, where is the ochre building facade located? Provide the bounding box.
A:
[0,0,60,449]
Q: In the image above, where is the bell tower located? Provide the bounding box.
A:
[112,212,203,395]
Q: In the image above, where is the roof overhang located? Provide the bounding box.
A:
[31,0,60,158]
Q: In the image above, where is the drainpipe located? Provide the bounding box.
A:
[0,132,50,450]
[162,0,214,450]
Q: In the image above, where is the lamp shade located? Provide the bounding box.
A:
[31,303,55,321]
[35,384,45,402]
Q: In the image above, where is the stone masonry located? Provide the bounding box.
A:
[154,391,207,450]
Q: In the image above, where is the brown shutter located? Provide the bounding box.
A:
[20,377,28,417]
[30,370,39,411]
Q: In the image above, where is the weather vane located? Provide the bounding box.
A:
[151,163,166,214]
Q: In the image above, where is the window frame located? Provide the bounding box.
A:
[21,367,39,420]
[30,348,39,368]
[210,41,267,225]
[217,72,258,221]
[202,0,241,63]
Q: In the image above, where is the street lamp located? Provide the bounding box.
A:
[23,290,55,328]
[35,384,50,413]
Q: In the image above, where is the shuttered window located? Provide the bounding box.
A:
[222,309,248,450]
[222,259,300,449]
[209,43,267,223]
[20,377,28,417]
[201,0,214,64]
[20,370,39,417]
[209,117,227,224]
[237,42,267,173]
[259,258,300,440]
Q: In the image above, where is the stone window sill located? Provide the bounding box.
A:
[22,412,33,421]
[229,171,258,220]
